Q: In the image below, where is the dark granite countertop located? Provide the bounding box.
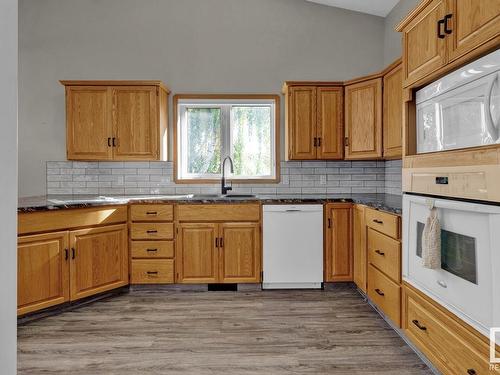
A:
[18,193,402,215]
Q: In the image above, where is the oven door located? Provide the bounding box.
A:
[403,194,500,335]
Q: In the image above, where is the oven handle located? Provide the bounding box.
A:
[485,73,499,142]
[408,195,500,214]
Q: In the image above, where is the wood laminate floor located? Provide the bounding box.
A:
[18,285,432,375]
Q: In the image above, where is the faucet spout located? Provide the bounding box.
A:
[221,156,234,195]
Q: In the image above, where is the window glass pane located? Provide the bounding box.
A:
[186,108,221,175]
[231,106,272,177]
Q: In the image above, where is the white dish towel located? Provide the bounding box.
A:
[422,206,441,269]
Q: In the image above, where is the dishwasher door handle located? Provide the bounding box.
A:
[285,209,303,212]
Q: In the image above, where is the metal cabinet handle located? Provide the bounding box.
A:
[375,250,385,256]
[146,248,158,252]
[147,271,158,276]
[437,18,445,39]
[412,319,427,331]
[107,137,112,147]
[444,14,452,34]
[467,369,477,375]
[373,219,383,224]
[64,249,69,261]
[146,230,158,234]
[317,137,322,147]
[215,238,219,248]
[344,137,349,147]
[112,137,117,147]
[146,211,158,215]
[220,237,224,248]
[328,218,332,228]
[71,248,76,260]
[375,288,384,296]
[313,137,318,147]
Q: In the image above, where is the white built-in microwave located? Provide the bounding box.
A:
[416,49,500,154]
[403,194,500,337]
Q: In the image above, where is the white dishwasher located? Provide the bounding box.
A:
[263,204,323,289]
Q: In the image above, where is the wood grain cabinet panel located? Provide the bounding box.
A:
[325,203,353,282]
[130,204,174,222]
[17,232,70,315]
[130,222,174,240]
[65,86,113,160]
[112,86,158,160]
[69,224,128,301]
[367,228,401,283]
[130,240,174,259]
[400,0,447,87]
[176,223,219,283]
[61,81,169,161]
[317,87,344,159]
[368,264,401,327]
[353,205,367,292]
[447,0,500,62]
[344,78,383,159]
[288,86,317,160]
[219,223,260,283]
[383,63,403,159]
[130,259,174,284]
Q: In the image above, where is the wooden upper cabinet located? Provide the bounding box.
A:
[317,87,344,159]
[177,223,219,283]
[69,224,128,301]
[400,0,447,87]
[325,203,353,282]
[447,0,500,62]
[219,223,260,283]
[344,78,383,160]
[17,231,70,316]
[112,86,158,160]
[61,81,169,161]
[66,86,113,160]
[383,63,403,159]
[287,86,317,160]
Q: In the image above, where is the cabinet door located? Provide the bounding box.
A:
[401,0,447,87]
[66,86,113,160]
[177,223,219,283]
[353,205,367,292]
[18,232,70,315]
[287,86,317,160]
[447,0,500,62]
[219,223,260,283]
[325,203,353,282]
[317,87,344,159]
[69,224,128,301]
[383,64,403,159]
[111,86,158,160]
[344,78,383,159]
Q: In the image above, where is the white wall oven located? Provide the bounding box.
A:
[416,49,500,154]
[403,193,500,337]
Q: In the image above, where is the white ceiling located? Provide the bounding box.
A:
[306,0,399,17]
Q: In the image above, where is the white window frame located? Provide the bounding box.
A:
[176,97,278,182]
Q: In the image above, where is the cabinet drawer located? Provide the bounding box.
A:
[131,259,174,284]
[368,228,401,283]
[130,204,173,222]
[403,284,497,375]
[176,204,260,222]
[130,223,174,240]
[368,264,401,327]
[365,208,400,239]
[130,240,174,259]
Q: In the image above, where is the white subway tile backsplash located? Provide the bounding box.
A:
[46,160,402,196]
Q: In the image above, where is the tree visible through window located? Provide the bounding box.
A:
[177,97,277,181]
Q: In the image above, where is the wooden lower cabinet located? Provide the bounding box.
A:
[17,232,70,315]
[367,264,401,327]
[403,283,500,375]
[352,205,367,292]
[131,259,174,284]
[69,224,129,301]
[324,203,353,282]
[177,222,261,284]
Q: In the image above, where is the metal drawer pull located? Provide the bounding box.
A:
[373,219,384,224]
[375,250,385,256]
[215,238,219,248]
[467,369,477,375]
[147,271,159,276]
[71,248,76,260]
[146,248,158,252]
[412,320,427,331]
[146,230,158,234]
[437,18,445,39]
[220,237,224,248]
[375,288,384,296]
[444,14,452,34]
[146,211,158,215]
[64,249,69,261]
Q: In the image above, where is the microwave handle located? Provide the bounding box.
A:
[485,73,499,141]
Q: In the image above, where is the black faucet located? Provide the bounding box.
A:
[221,156,234,195]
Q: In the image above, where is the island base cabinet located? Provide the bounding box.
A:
[17,223,129,315]
[177,222,261,284]
[17,232,70,316]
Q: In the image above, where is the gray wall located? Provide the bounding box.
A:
[383,0,420,65]
[19,0,386,197]
[0,0,18,372]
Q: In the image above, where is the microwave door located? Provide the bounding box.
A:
[485,72,500,142]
